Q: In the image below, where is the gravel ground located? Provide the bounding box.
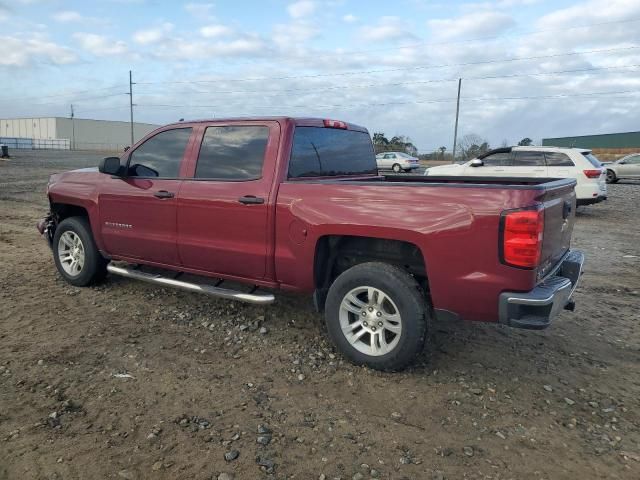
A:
[1,150,639,480]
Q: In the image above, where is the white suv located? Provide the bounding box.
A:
[425,146,607,206]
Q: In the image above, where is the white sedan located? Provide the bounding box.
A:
[376,152,420,173]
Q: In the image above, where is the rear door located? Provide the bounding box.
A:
[99,127,195,265]
[177,121,279,280]
[545,151,574,179]
[510,150,547,177]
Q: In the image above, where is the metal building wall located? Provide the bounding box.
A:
[55,118,158,151]
[542,131,640,149]
[0,118,56,139]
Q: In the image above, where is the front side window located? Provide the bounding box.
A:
[288,127,377,178]
[513,151,546,166]
[195,125,269,180]
[128,128,192,178]
[482,152,512,167]
[545,152,574,167]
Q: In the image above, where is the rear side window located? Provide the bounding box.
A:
[545,152,574,167]
[513,151,546,166]
[583,152,602,167]
[482,152,512,167]
[289,127,377,178]
[195,126,269,180]
[128,128,192,178]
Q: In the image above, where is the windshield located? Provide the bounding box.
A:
[582,152,602,167]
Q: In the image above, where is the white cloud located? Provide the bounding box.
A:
[133,23,174,45]
[428,11,515,40]
[73,33,128,56]
[185,2,215,20]
[342,14,357,23]
[200,24,233,38]
[52,10,83,22]
[287,0,316,19]
[360,16,416,43]
[272,21,318,48]
[0,34,77,66]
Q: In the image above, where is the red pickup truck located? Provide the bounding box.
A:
[38,117,584,370]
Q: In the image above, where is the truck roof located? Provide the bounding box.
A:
[164,117,369,133]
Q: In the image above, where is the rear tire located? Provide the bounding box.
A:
[392,163,402,173]
[325,262,427,371]
[53,217,108,287]
[606,169,618,183]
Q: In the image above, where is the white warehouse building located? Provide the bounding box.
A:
[0,117,158,151]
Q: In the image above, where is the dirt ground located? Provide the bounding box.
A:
[1,150,639,480]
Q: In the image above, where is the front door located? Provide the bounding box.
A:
[620,154,640,178]
[177,122,279,280]
[99,127,194,265]
[467,151,513,176]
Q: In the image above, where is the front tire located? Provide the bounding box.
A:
[53,217,107,287]
[606,169,618,183]
[325,262,427,371]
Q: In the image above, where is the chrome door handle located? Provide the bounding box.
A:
[153,190,174,199]
[238,195,264,205]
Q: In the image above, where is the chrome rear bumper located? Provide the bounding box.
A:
[498,250,584,330]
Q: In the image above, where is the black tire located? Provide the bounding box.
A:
[392,163,402,173]
[52,216,108,287]
[606,169,618,184]
[325,262,427,371]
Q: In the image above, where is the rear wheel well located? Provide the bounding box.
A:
[313,235,428,311]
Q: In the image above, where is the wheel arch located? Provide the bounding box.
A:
[312,234,429,312]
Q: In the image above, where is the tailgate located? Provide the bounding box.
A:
[537,180,577,279]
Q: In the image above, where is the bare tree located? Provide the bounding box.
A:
[458,134,490,162]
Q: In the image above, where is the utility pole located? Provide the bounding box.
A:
[128,70,135,146]
[452,78,462,163]
[70,104,75,151]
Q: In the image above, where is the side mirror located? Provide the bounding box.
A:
[618,160,626,164]
[124,146,130,152]
[99,156,123,176]
[470,159,484,167]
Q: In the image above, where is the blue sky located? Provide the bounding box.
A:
[1,0,639,151]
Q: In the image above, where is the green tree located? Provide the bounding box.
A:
[518,137,533,146]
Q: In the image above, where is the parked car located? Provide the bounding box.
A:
[425,146,607,206]
[604,153,640,183]
[375,151,420,172]
[37,117,583,371]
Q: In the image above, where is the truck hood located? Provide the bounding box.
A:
[49,167,99,184]
[48,167,102,194]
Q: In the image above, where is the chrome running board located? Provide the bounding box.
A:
[107,264,275,305]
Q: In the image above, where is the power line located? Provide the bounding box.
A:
[0,85,127,103]
[135,88,640,111]
[135,63,640,98]
[136,45,640,85]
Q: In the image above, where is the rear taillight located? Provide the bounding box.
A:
[583,169,602,178]
[501,208,544,268]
